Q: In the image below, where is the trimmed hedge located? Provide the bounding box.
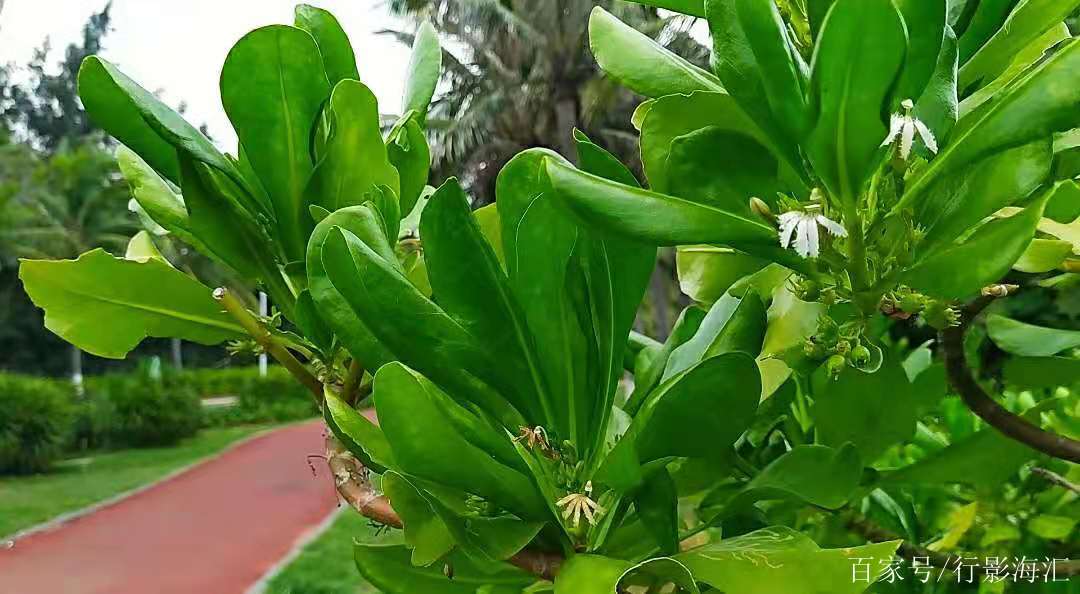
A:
[0,373,75,474]
[82,368,203,448]
[175,366,317,426]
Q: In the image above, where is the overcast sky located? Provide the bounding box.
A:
[0,0,412,149]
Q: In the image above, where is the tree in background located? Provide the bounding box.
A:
[385,0,708,203]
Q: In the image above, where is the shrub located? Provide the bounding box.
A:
[83,367,202,448]
[0,373,74,474]
[176,366,318,427]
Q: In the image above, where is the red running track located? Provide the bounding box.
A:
[0,420,339,594]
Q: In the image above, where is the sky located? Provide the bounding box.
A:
[0,0,413,149]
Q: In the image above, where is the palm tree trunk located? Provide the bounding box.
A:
[554,95,579,162]
[170,338,183,370]
[70,344,84,389]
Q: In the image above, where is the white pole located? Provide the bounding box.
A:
[258,291,268,377]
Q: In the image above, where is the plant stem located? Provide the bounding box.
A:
[843,204,875,314]
[342,359,364,407]
[214,287,323,402]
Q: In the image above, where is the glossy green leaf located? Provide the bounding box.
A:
[1004,356,1080,389]
[387,115,431,217]
[900,40,1080,213]
[322,227,521,427]
[124,231,165,263]
[904,191,1049,299]
[760,278,825,358]
[116,148,197,244]
[677,527,899,594]
[293,289,332,352]
[805,0,906,202]
[418,485,543,564]
[402,21,442,118]
[915,25,959,141]
[987,314,1080,356]
[420,178,549,425]
[555,555,699,594]
[354,543,532,594]
[885,426,1040,487]
[382,472,455,566]
[664,292,766,381]
[19,249,243,359]
[626,0,705,17]
[178,157,265,280]
[324,391,394,473]
[959,0,1080,90]
[373,362,546,519]
[1027,514,1076,541]
[894,0,947,100]
[589,7,723,98]
[705,0,809,146]
[957,0,1020,64]
[667,127,783,213]
[626,307,706,414]
[79,57,230,185]
[306,204,396,370]
[295,4,359,85]
[473,203,505,268]
[221,25,331,261]
[634,468,679,555]
[1015,239,1072,273]
[812,355,917,461]
[676,247,768,306]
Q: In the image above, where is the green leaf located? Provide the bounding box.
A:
[663,292,767,381]
[677,247,768,306]
[1004,356,1080,389]
[116,147,193,241]
[306,204,396,370]
[626,306,707,414]
[904,190,1049,299]
[555,556,699,594]
[381,472,455,566]
[667,127,784,213]
[292,289,333,352]
[473,203,505,268]
[987,314,1080,356]
[805,0,907,202]
[706,444,861,515]
[1027,514,1076,541]
[957,0,1019,64]
[894,0,947,100]
[760,278,825,358]
[812,355,916,462]
[1015,239,1072,273]
[387,114,431,217]
[402,21,442,118]
[324,391,394,473]
[900,40,1080,213]
[589,7,724,98]
[915,25,959,141]
[354,543,532,594]
[420,178,549,425]
[294,4,359,85]
[220,25,331,261]
[959,0,1080,90]
[308,81,401,217]
[634,468,680,555]
[19,249,243,359]
[626,0,706,17]
[78,57,230,185]
[705,0,809,146]
[677,527,899,594]
[419,485,544,564]
[124,231,165,263]
[373,362,547,520]
[322,227,521,427]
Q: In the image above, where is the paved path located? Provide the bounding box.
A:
[0,420,339,594]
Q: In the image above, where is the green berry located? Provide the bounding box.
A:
[850,345,871,368]
[826,354,847,379]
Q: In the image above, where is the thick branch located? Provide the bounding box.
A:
[214,287,323,401]
[324,432,563,581]
[942,297,1080,463]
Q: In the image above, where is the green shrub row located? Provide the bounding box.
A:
[0,364,317,474]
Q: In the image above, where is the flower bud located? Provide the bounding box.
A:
[826,354,847,379]
[749,197,775,223]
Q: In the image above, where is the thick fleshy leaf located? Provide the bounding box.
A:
[124,231,165,263]
[19,249,243,359]
[307,80,400,217]
[704,444,861,515]
[79,57,230,185]
[663,293,766,382]
[589,7,723,98]
[760,278,825,358]
[421,178,549,425]
[916,25,959,141]
[293,289,332,352]
[627,307,706,414]
[667,127,784,213]
[905,191,1049,299]
[677,247,768,305]
[986,314,1080,357]
[220,25,331,261]
[555,555,699,594]
[634,468,680,555]
[324,392,394,473]
[306,204,396,369]
[354,543,532,594]
[322,228,521,427]
[473,203,504,268]
[959,0,1080,90]
[381,472,455,567]
[402,21,441,118]
[1005,356,1080,389]
[1015,239,1072,273]
[387,114,431,217]
[294,4,359,85]
[894,0,947,100]
[957,0,1020,64]
[705,0,809,147]
[900,40,1080,213]
[885,426,1040,488]
[374,362,546,519]
[676,526,900,594]
[812,355,917,461]
[417,484,544,564]
[116,148,197,243]
[805,0,906,203]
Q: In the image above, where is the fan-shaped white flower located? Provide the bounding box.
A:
[778,210,847,259]
[882,99,938,160]
[556,481,604,527]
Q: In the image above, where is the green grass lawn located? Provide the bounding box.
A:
[265,510,381,594]
[0,423,276,537]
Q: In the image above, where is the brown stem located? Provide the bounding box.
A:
[1031,467,1080,495]
[942,297,1080,463]
[214,287,323,402]
[847,515,1080,578]
[324,432,563,581]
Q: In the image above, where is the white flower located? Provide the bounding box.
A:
[778,210,847,259]
[881,99,938,160]
[556,481,604,527]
